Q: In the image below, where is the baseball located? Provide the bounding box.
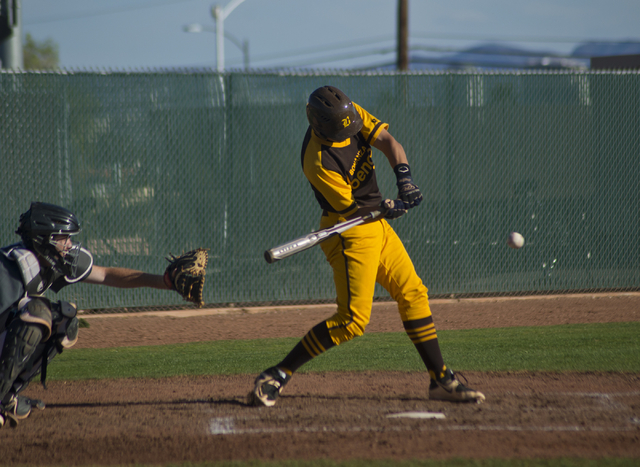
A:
[507,231,524,249]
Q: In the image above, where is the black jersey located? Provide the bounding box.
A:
[301,103,388,217]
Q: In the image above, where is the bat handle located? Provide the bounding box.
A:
[368,209,385,220]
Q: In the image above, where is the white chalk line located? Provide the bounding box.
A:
[505,391,640,398]
[387,411,445,419]
[207,391,640,436]
[208,419,638,436]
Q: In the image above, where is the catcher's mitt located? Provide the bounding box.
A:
[164,248,209,308]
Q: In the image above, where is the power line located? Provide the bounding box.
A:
[241,39,591,69]
[253,47,397,69]
[198,30,629,69]
[228,32,640,68]
[235,35,395,65]
[226,30,637,68]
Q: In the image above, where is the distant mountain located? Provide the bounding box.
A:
[571,41,640,58]
[422,43,587,69]
[368,41,639,71]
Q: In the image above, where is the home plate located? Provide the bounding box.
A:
[387,411,445,419]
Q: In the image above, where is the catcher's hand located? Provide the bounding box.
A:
[164,248,209,308]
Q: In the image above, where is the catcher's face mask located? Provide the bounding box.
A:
[45,232,82,277]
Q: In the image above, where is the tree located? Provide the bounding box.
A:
[23,33,59,70]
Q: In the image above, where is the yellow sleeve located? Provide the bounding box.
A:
[302,140,359,216]
[353,102,389,145]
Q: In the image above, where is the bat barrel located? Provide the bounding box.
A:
[263,210,385,264]
[264,234,318,263]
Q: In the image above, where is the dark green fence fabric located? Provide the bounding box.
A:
[1,70,638,310]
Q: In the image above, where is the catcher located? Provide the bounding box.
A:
[0,202,208,428]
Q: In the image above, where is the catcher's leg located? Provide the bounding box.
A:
[12,300,80,394]
[0,321,45,425]
[0,299,52,426]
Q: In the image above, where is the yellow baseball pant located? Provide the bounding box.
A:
[319,212,432,345]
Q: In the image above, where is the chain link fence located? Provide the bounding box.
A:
[1,69,638,312]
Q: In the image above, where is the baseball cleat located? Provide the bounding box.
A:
[429,369,485,403]
[1,394,35,427]
[247,366,291,407]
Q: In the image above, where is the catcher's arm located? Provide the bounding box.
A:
[84,266,168,289]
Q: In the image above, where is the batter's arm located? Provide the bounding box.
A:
[372,128,409,169]
[372,128,423,209]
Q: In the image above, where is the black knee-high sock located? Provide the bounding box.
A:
[403,317,446,379]
[277,321,336,374]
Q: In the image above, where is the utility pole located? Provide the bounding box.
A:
[0,0,23,69]
[397,0,408,71]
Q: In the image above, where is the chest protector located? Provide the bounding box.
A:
[1,243,93,298]
[3,247,48,296]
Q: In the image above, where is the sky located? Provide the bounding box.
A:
[20,0,640,71]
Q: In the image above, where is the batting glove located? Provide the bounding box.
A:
[394,163,423,209]
[382,199,407,220]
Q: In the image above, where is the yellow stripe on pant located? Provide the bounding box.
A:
[319,212,432,346]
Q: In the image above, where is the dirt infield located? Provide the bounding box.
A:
[2,293,640,465]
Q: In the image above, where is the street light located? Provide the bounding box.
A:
[184,22,249,70]
[208,0,247,71]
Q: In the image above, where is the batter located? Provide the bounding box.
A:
[248,86,485,407]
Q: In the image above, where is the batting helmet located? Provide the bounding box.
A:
[16,202,82,277]
[306,86,363,141]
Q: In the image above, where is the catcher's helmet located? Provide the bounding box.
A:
[16,202,82,277]
[306,86,363,141]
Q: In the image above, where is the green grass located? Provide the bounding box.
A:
[155,460,640,467]
[88,458,640,467]
[49,322,640,381]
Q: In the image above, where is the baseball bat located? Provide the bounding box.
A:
[264,209,384,263]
